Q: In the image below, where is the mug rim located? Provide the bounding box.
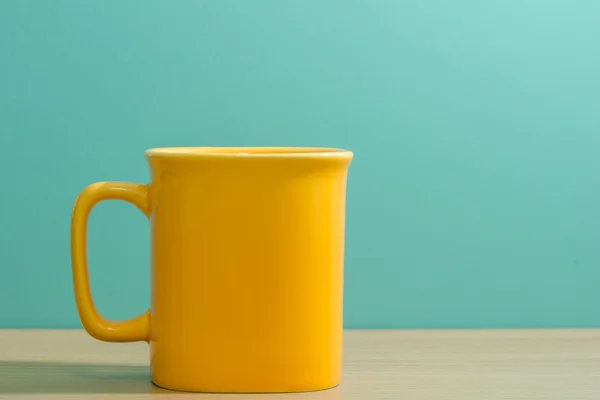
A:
[145,147,353,159]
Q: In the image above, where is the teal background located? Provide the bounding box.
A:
[1,1,599,329]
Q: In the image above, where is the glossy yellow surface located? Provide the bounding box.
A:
[70,147,353,393]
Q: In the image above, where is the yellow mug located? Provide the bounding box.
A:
[70,147,353,393]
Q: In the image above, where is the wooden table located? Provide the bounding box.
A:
[1,329,599,399]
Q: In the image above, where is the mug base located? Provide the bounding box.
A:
[152,379,340,394]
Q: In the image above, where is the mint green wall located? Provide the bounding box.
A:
[1,1,599,328]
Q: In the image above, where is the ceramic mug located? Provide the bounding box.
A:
[70,147,353,393]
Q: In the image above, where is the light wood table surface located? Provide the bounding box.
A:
[1,329,599,399]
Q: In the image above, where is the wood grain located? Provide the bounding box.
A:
[0,329,599,399]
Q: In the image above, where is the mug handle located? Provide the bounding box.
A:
[71,182,151,342]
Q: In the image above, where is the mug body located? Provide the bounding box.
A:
[145,147,353,393]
